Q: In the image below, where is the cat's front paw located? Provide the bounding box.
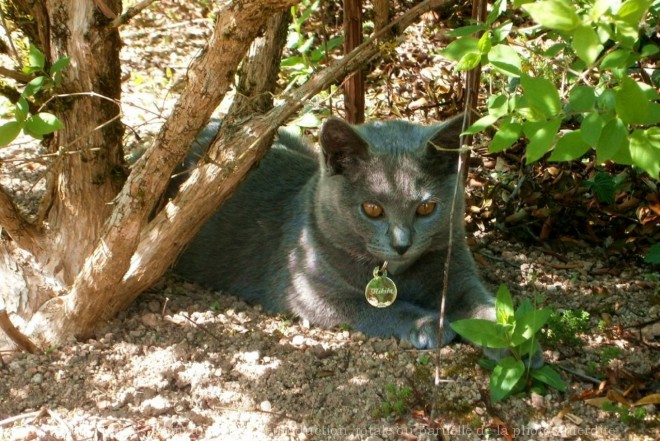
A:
[407,316,456,349]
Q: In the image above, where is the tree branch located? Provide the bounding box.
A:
[117,0,450,302]
[109,0,157,28]
[0,66,32,83]
[0,309,40,354]
[0,186,42,256]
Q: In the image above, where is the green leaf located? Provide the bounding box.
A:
[14,97,29,123]
[600,49,635,70]
[531,365,567,392]
[24,112,64,136]
[477,358,497,370]
[646,104,660,125]
[280,56,305,68]
[580,114,605,148]
[641,43,659,58]
[615,77,649,124]
[521,75,562,118]
[492,21,514,42]
[49,56,70,75]
[523,118,562,163]
[456,52,482,71]
[463,114,498,135]
[488,94,509,118]
[491,357,526,402]
[549,130,591,161]
[450,319,510,348]
[597,117,628,162]
[514,299,534,321]
[568,86,596,112]
[511,308,552,345]
[27,44,46,71]
[478,31,492,54]
[573,25,604,65]
[598,89,617,111]
[496,284,515,325]
[0,121,23,146]
[615,0,652,27]
[522,0,580,31]
[544,43,566,58]
[516,338,541,357]
[487,0,507,25]
[23,76,48,97]
[645,243,660,264]
[488,44,522,77]
[586,171,617,203]
[440,37,479,62]
[490,116,522,153]
[297,35,315,54]
[590,0,615,20]
[614,22,640,48]
[629,129,660,177]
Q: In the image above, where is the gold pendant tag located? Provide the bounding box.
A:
[365,262,397,308]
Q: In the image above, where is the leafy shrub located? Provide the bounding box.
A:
[451,285,566,402]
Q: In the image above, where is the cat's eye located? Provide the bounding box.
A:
[416,202,436,216]
[362,202,384,218]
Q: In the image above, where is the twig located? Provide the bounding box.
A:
[555,363,601,385]
[0,66,32,83]
[45,407,76,441]
[110,0,158,28]
[92,0,117,20]
[0,409,44,428]
[178,313,223,344]
[0,309,41,354]
[431,0,485,423]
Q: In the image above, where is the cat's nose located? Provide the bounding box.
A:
[393,244,410,255]
[389,225,412,255]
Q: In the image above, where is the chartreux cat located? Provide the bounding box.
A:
[175,115,499,351]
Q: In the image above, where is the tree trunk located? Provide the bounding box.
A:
[343,0,365,124]
[1,0,125,338]
[374,0,390,31]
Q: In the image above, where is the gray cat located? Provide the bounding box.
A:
[175,115,498,350]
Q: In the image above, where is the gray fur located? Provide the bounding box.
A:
[175,116,498,350]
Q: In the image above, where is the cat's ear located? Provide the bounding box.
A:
[426,113,464,166]
[319,117,369,175]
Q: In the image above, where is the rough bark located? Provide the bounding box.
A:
[343,0,365,124]
[374,0,390,31]
[225,12,292,120]
[43,0,126,284]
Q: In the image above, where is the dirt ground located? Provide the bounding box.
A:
[1,237,658,440]
[0,2,658,440]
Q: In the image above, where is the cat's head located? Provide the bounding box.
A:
[316,115,465,275]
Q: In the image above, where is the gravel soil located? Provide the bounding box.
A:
[1,2,658,440]
[0,241,658,440]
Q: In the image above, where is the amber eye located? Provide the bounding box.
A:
[416,202,436,216]
[362,202,384,218]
